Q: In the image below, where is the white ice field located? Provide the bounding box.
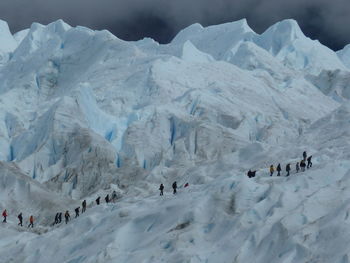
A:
[0,18,350,263]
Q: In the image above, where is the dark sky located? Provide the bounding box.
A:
[0,0,349,51]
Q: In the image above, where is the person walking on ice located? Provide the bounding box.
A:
[286,164,291,176]
[296,162,300,173]
[159,184,164,196]
[65,211,70,224]
[54,213,59,225]
[96,196,101,205]
[111,191,117,202]
[277,164,281,176]
[307,156,313,169]
[2,209,7,223]
[105,194,110,203]
[300,160,306,172]
[75,207,80,218]
[303,151,307,161]
[28,215,34,228]
[82,200,87,213]
[18,213,23,226]
[270,165,275,176]
[58,212,62,223]
[172,181,177,194]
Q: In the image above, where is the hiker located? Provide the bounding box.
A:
[18,213,23,227]
[96,196,101,205]
[286,164,291,177]
[82,200,87,213]
[296,162,300,173]
[111,191,117,202]
[300,160,306,172]
[58,212,62,223]
[270,165,275,176]
[64,211,70,224]
[172,181,177,194]
[75,207,80,218]
[247,170,256,178]
[28,215,34,228]
[54,213,59,225]
[277,164,281,176]
[2,209,7,223]
[105,194,110,203]
[303,151,307,161]
[307,156,313,169]
[159,184,164,196]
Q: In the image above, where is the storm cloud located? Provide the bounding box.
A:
[0,0,349,50]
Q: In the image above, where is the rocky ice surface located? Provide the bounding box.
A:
[0,18,350,263]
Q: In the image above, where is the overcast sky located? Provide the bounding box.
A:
[0,0,349,50]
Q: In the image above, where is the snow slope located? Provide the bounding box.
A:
[2,158,350,263]
[0,18,350,262]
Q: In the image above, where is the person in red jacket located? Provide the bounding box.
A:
[2,209,7,223]
[28,215,34,228]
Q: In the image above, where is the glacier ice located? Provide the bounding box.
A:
[0,18,349,263]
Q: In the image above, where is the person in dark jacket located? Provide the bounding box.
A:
[75,207,80,218]
[111,191,117,202]
[58,212,62,223]
[286,164,291,176]
[296,162,300,173]
[105,194,110,203]
[307,156,313,169]
[96,196,101,205]
[18,213,23,226]
[247,170,256,178]
[277,164,281,176]
[303,151,307,161]
[300,160,306,172]
[54,213,59,225]
[65,211,70,224]
[159,184,164,196]
[82,200,87,213]
[172,182,177,194]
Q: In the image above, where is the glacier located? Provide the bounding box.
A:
[0,17,350,263]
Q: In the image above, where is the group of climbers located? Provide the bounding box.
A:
[56,190,119,226]
[159,181,189,196]
[248,151,313,178]
[297,151,312,172]
[2,190,120,229]
[2,210,34,228]
[52,198,88,226]
[95,190,118,205]
[269,163,291,177]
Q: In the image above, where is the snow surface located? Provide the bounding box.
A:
[338,44,350,68]
[0,18,350,262]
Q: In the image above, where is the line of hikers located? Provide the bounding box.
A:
[158,181,189,196]
[2,210,34,228]
[53,190,119,225]
[2,190,119,228]
[247,151,313,178]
